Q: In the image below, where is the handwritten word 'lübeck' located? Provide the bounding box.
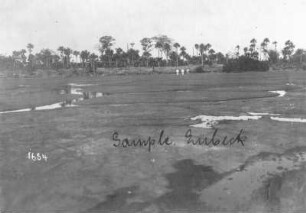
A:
[112,129,247,152]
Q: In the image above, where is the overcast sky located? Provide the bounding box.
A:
[1,0,306,56]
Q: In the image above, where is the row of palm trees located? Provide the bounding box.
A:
[2,35,304,72]
[234,38,297,62]
[7,35,224,70]
[96,35,222,67]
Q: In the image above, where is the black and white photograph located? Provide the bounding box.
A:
[1,0,306,212]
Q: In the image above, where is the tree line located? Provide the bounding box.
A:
[0,35,305,73]
[224,38,305,72]
[233,38,298,63]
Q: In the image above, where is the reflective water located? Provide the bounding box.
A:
[286,82,295,86]
[0,83,104,114]
[68,83,98,87]
[191,113,306,128]
[190,115,262,128]
[269,90,286,97]
[270,116,306,123]
[247,112,280,116]
[0,108,32,114]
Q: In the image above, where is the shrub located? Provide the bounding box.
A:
[193,66,205,73]
[223,56,269,72]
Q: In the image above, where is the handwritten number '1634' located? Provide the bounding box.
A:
[27,152,48,162]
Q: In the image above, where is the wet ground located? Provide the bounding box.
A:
[1,71,306,212]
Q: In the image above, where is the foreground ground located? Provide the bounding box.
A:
[1,71,306,212]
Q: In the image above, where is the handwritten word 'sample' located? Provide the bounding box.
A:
[112,130,172,152]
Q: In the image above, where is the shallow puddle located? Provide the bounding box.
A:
[269,90,286,97]
[190,115,262,128]
[0,108,32,114]
[270,116,306,123]
[68,83,98,87]
[191,113,306,128]
[286,83,295,86]
[247,112,279,116]
[0,83,104,114]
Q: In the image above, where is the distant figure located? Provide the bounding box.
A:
[186,68,190,74]
[181,69,185,76]
[176,69,179,75]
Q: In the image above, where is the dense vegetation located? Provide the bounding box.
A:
[223,57,269,72]
[0,35,305,74]
[223,38,305,72]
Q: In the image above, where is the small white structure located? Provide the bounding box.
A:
[186,68,190,74]
[176,69,179,75]
[181,69,185,75]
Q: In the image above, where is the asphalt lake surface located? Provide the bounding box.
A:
[1,71,306,212]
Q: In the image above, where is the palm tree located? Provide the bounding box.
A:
[249,39,258,58]
[130,42,135,65]
[114,48,124,67]
[272,41,277,51]
[236,45,240,57]
[152,35,173,60]
[142,51,151,67]
[140,38,153,67]
[12,50,20,69]
[194,44,199,56]
[208,49,216,63]
[261,38,270,60]
[39,49,52,68]
[154,42,163,66]
[63,48,72,68]
[282,40,295,62]
[263,38,270,44]
[99,35,115,67]
[27,43,34,54]
[216,52,225,63]
[243,47,248,56]
[89,53,98,74]
[250,38,257,45]
[80,50,90,69]
[225,53,229,63]
[250,39,257,54]
[155,41,163,58]
[20,49,27,64]
[204,43,212,59]
[180,46,187,61]
[199,44,205,66]
[164,43,171,65]
[73,50,80,64]
[173,42,180,67]
[57,46,65,67]
[26,44,34,69]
